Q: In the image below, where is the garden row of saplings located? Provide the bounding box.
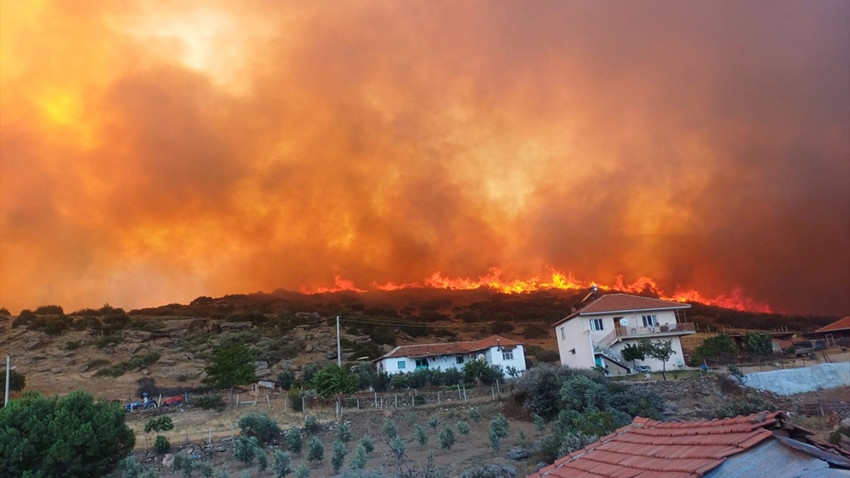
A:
[125,406,517,478]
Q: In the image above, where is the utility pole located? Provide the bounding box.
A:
[4,355,10,407]
[336,316,341,367]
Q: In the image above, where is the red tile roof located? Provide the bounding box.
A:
[377,335,521,360]
[554,294,690,326]
[815,316,850,333]
[528,412,787,478]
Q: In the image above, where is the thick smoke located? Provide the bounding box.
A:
[1,1,848,315]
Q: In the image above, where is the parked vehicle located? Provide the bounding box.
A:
[125,393,158,411]
[161,395,185,407]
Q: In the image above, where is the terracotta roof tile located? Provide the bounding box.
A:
[815,316,850,333]
[529,412,786,478]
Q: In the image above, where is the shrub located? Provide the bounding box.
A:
[295,464,310,478]
[350,444,369,470]
[233,435,260,466]
[193,394,226,411]
[307,437,324,464]
[278,367,295,390]
[154,435,171,454]
[415,424,428,447]
[456,420,470,436]
[359,435,375,455]
[467,407,482,423]
[304,415,320,435]
[0,390,135,478]
[0,369,25,402]
[288,388,303,412]
[238,413,281,446]
[336,422,353,443]
[439,426,456,450]
[96,335,122,348]
[330,441,347,474]
[272,449,292,477]
[120,456,159,478]
[284,427,303,455]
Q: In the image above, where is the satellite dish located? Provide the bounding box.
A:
[620,318,629,326]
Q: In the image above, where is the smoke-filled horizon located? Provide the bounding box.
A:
[1,1,848,316]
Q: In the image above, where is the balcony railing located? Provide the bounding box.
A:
[597,322,696,348]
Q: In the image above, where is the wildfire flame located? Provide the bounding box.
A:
[300,267,773,313]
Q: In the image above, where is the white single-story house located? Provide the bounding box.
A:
[552,293,695,375]
[375,335,527,377]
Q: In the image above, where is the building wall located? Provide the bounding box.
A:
[378,346,527,376]
[609,337,687,372]
[556,318,595,369]
[484,345,527,374]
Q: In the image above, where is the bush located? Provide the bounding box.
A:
[456,421,470,436]
[154,435,171,454]
[330,441,347,474]
[285,427,303,455]
[304,414,320,435]
[439,426,457,450]
[288,388,303,412]
[238,413,281,446]
[193,394,226,411]
[0,390,135,478]
[233,435,260,466]
[336,422,353,443]
[307,437,324,464]
[0,369,25,402]
[272,449,293,477]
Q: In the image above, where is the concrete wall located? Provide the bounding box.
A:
[744,362,850,396]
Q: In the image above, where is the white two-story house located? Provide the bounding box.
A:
[553,293,694,375]
[375,335,527,377]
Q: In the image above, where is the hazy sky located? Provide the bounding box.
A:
[1,1,848,316]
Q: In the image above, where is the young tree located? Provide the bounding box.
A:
[233,435,260,466]
[439,425,456,450]
[145,416,174,454]
[456,421,470,437]
[285,427,303,455]
[203,343,258,389]
[312,363,357,398]
[415,424,428,447]
[0,390,135,478]
[335,422,353,443]
[488,414,511,452]
[330,440,347,474]
[745,332,773,362]
[693,334,737,365]
[272,449,293,478]
[238,412,281,446]
[620,343,646,372]
[307,436,324,464]
[642,340,676,381]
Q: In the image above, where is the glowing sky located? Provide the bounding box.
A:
[1,1,848,316]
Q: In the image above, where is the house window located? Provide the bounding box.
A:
[456,355,464,364]
[397,360,406,370]
[560,327,566,340]
[415,359,428,370]
[502,350,514,361]
[641,315,657,327]
[590,318,604,331]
